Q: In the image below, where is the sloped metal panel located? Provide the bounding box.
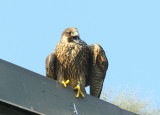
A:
[0,99,43,115]
[0,59,138,115]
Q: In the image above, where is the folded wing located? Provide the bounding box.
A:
[88,44,108,98]
[45,52,57,80]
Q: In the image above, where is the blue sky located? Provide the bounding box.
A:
[0,0,160,104]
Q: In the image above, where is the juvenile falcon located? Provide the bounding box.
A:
[46,27,108,98]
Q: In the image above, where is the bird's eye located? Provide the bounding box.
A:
[68,32,72,35]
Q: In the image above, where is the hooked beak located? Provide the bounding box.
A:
[72,36,80,43]
[71,31,80,43]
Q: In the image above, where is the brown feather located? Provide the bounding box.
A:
[46,28,108,98]
[46,53,57,80]
[54,41,90,90]
[88,44,108,98]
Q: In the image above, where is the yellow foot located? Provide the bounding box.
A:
[61,80,70,87]
[74,84,85,98]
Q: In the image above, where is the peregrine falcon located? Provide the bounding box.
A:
[46,27,108,98]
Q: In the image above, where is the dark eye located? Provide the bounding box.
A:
[68,32,72,35]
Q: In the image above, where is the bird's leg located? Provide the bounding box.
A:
[74,83,85,98]
[61,80,70,87]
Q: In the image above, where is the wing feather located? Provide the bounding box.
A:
[88,44,108,98]
[45,52,57,80]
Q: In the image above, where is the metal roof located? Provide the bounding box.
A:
[0,59,138,115]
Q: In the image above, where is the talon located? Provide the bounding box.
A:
[61,80,69,87]
[74,84,85,98]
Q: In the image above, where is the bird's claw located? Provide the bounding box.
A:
[61,80,70,87]
[74,84,85,98]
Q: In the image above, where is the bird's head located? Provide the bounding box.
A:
[61,27,80,43]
